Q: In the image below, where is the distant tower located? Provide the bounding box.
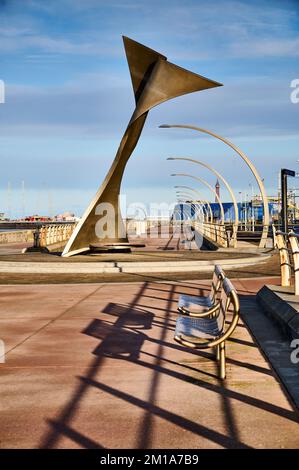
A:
[215,179,220,202]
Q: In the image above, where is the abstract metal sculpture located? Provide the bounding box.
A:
[62,37,222,256]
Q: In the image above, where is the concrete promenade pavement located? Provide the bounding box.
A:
[1,276,299,449]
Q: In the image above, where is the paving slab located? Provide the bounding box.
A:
[0,277,298,449]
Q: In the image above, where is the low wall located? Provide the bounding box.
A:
[0,230,34,245]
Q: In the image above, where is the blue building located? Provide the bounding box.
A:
[173,201,279,224]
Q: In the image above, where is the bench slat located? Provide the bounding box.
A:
[178,294,213,313]
[175,316,223,341]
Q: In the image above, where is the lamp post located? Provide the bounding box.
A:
[160,123,269,248]
[168,156,238,247]
[176,195,209,223]
[281,169,296,233]
[249,183,255,232]
[238,191,243,230]
[171,173,225,224]
[244,192,247,231]
[175,192,207,222]
[174,185,213,221]
[174,196,204,226]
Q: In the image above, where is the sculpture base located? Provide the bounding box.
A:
[89,242,145,254]
[23,246,50,254]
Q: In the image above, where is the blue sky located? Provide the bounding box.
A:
[0,0,299,217]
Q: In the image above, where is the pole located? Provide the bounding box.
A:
[239,191,243,230]
[281,171,288,233]
[251,184,255,232]
[160,124,270,247]
[281,169,296,233]
[244,192,247,231]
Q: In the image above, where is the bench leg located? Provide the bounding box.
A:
[215,345,220,361]
[219,341,226,380]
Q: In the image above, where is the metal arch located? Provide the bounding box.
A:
[174,185,213,221]
[179,200,205,223]
[175,192,204,213]
[176,194,209,223]
[176,189,217,224]
[175,190,208,213]
[171,173,225,224]
[175,193,207,222]
[169,157,238,247]
[62,38,222,256]
[173,201,195,223]
[160,124,269,248]
[173,205,189,222]
[176,192,209,223]
[174,198,205,227]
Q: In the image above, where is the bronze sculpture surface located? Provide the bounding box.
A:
[62,37,221,257]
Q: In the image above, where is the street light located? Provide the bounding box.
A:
[160,123,269,248]
[175,194,206,223]
[175,191,208,222]
[249,183,255,232]
[174,185,213,221]
[171,172,225,224]
[168,156,238,246]
[174,193,205,226]
[176,194,210,223]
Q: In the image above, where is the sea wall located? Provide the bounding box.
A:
[0,230,34,245]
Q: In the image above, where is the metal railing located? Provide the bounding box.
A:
[33,223,77,249]
[195,221,229,248]
[276,230,299,295]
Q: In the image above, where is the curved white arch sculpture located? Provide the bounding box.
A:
[161,124,269,247]
[176,193,208,222]
[171,173,225,224]
[169,156,238,247]
[175,185,213,221]
[176,191,213,222]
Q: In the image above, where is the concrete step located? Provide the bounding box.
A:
[0,253,271,274]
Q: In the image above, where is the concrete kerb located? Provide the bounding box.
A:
[257,285,299,340]
[0,253,271,274]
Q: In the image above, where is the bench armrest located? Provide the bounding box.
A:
[188,301,221,318]
[178,301,220,318]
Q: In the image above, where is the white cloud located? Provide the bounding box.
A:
[230,37,299,58]
[0,0,298,59]
[0,74,297,139]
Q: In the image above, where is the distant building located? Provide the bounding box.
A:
[215,179,220,203]
[54,212,78,222]
[173,201,280,224]
[24,215,52,222]
[0,212,4,220]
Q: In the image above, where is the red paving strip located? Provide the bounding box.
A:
[0,276,298,449]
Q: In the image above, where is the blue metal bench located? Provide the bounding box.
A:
[174,278,240,379]
[177,264,225,316]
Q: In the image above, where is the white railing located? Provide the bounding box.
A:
[276,231,299,295]
[38,224,76,248]
[195,221,229,247]
[0,230,34,245]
